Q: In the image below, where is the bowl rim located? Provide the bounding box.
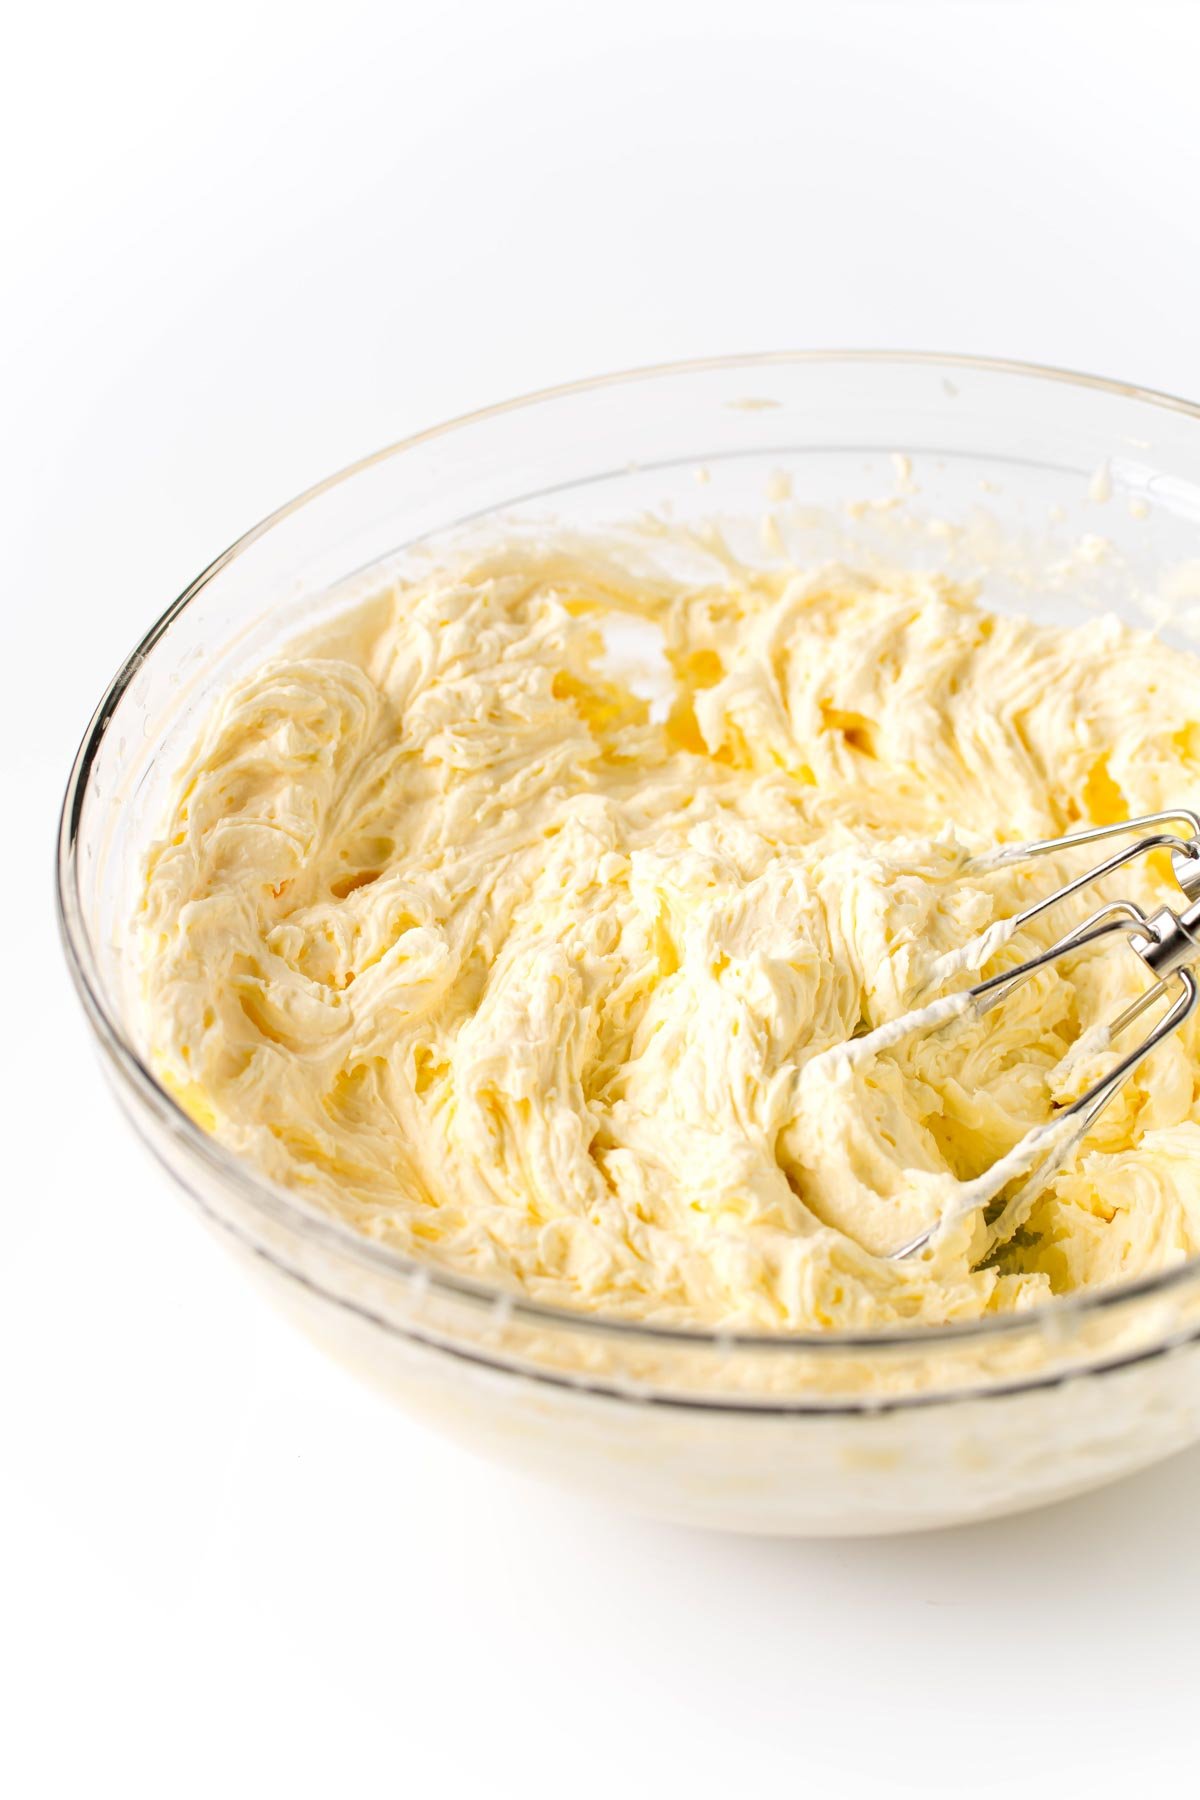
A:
[56,346,1200,1358]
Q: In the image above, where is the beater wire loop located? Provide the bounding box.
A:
[888,811,1200,1260]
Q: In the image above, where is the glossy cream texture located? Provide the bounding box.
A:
[140,547,1200,1329]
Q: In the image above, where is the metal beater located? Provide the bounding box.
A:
[889,809,1200,1260]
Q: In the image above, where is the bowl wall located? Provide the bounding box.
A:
[61,353,1200,1531]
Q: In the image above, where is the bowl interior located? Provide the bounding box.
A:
[60,352,1200,1384]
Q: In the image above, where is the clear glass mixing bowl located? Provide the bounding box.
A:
[58,353,1200,1534]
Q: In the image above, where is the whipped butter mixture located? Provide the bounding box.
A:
[140,543,1200,1329]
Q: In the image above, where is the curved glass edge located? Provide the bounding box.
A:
[55,348,1200,1373]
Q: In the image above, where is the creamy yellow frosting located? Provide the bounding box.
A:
[140,543,1200,1330]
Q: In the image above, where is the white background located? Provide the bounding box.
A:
[6,2,1200,1794]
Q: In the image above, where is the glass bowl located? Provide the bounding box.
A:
[58,352,1200,1535]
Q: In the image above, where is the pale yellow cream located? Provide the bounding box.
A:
[140,546,1200,1329]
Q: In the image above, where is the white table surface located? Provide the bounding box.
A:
[7,4,1200,1793]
